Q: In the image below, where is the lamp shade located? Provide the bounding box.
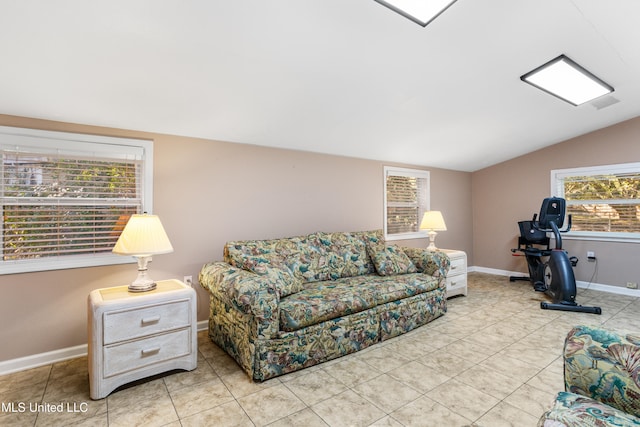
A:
[420,211,447,231]
[112,214,173,256]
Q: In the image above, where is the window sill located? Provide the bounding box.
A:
[385,231,429,241]
[559,232,640,244]
[0,254,136,275]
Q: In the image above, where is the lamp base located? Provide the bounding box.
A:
[128,280,157,293]
[427,230,439,251]
[128,256,157,293]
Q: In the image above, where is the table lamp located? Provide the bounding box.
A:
[112,213,174,292]
[420,211,447,251]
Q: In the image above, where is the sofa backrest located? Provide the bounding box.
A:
[224,230,382,284]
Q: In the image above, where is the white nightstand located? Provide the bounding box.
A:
[88,279,197,399]
[440,249,467,298]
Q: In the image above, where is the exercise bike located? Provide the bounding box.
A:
[510,197,601,314]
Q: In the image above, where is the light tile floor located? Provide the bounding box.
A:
[2,272,639,427]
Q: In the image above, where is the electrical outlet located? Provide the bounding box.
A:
[627,282,638,289]
[587,251,596,262]
[183,275,193,287]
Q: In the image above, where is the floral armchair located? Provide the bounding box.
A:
[539,325,640,426]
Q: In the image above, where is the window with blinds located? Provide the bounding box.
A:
[384,166,430,240]
[552,163,640,241]
[0,126,153,274]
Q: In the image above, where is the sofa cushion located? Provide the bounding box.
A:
[279,233,331,283]
[361,230,417,276]
[370,245,417,276]
[539,391,640,427]
[225,233,331,284]
[319,231,376,279]
[225,253,302,297]
[225,240,278,267]
[278,273,439,332]
[364,242,416,276]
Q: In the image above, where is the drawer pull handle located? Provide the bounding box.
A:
[141,315,161,326]
[141,347,161,357]
[451,266,458,270]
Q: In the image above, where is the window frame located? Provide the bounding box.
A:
[551,162,640,243]
[383,166,430,241]
[0,126,153,275]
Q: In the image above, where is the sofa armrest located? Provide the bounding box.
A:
[199,262,279,337]
[564,325,640,418]
[402,247,451,278]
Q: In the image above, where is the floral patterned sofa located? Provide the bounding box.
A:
[539,325,640,426]
[199,230,450,381]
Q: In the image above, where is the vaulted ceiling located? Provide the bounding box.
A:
[2,1,640,171]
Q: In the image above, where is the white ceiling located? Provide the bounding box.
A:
[1,0,640,172]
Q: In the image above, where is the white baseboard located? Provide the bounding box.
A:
[575,281,640,297]
[468,265,524,277]
[197,319,208,331]
[0,344,88,376]
[0,320,210,376]
[469,266,640,297]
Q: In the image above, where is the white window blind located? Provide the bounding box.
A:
[551,162,640,242]
[384,166,430,240]
[0,126,153,274]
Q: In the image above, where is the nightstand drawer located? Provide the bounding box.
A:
[103,328,191,378]
[449,256,467,274]
[446,275,467,291]
[103,300,191,344]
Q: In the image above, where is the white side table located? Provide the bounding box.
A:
[440,249,467,298]
[88,279,197,399]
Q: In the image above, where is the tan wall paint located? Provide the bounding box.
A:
[472,116,640,288]
[0,115,472,362]
[3,111,639,363]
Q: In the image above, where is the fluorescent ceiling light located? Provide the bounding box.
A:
[520,55,614,106]
[374,0,458,27]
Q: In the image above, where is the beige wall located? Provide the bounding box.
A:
[3,112,639,364]
[0,115,472,362]
[472,116,640,288]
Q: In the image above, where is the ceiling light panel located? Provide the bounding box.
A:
[375,0,458,27]
[521,55,614,106]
